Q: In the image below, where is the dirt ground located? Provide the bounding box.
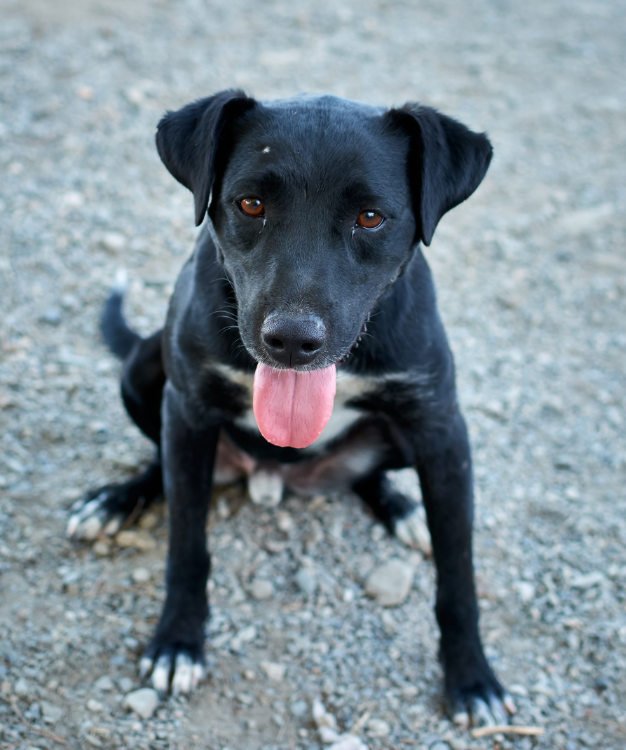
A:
[1,0,625,748]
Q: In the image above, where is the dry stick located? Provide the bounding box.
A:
[9,697,69,746]
[471,724,544,739]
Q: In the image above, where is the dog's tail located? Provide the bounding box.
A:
[100,270,141,360]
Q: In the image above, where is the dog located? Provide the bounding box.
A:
[68,90,515,726]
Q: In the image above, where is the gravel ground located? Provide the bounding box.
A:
[1,0,625,748]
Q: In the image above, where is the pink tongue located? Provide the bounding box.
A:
[253,363,337,449]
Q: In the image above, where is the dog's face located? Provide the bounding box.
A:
[156,91,492,447]
[210,98,417,370]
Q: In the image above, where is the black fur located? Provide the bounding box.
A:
[100,289,140,360]
[76,91,512,723]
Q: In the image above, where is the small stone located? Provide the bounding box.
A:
[93,541,110,557]
[365,558,414,607]
[260,661,286,682]
[320,726,341,743]
[312,699,337,730]
[249,578,274,600]
[125,87,145,105]
[138,512,159,530]
[277,511,294,533]
[99,231,125,253]
[61,191,84,209]
[370,525,385,542]
[116,530,156,551]
[570,572,605,589]
[14,678,30,697]
[367,718,390,737]
[515,581,535,603]
[117,677,134,692]
[41,701,64,724]
[231,625,257,651]
[295,567,317,596]
[216,497,231,519]
[291,699,308,718]
[124,688,159,719]
[94,675,115,692]
[329,736,368,750]
[86,699,104,712]
[77,84,94,100]
[39,308,62,326]
[132,567,151,584]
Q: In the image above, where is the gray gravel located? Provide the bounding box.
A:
[1,0,625,748]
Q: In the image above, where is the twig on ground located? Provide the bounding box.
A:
[471,724,544,739]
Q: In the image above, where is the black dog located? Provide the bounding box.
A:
[69,90,515,726]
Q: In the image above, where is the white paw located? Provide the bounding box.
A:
[66,491,123,540]
[394,508,432,555]
[452,692,516,729]
[248,469,284,507]
[140,652,205,695]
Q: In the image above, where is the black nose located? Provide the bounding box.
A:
[261,313,326,367]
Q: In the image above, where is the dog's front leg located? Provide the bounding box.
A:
[416,407,515,727]
[140,382,219,694]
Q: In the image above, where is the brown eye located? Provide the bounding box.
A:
[238,197,265,218]
[356,210,385,230]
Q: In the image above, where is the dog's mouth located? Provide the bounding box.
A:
[251,317,369,449]
[253,363,337,449]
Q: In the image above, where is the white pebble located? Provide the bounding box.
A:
[365,558,414,607]
[329,735,368,750]
[260,661,286,682]
[132,567,151,584]
[250,578,274,600]
[367,718,390,737]
[124,688,159,719]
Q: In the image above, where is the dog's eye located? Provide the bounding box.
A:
[356,210,385,230]
[238,197,265,218]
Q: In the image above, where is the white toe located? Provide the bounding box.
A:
[503,693,517,715]
[172,654,194,694]
[77,514,105,540]
[394,510,432,555]
[489,695,510,725]
[151,656,172,693]
[139,656,154,678]
[66,514,81,537]
[191,662,205,689]
[471,698,495,727]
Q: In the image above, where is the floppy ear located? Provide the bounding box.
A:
[156,90,256,226]
[389,104,493,246]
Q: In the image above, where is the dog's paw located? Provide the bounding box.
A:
[445,665,516,729]
[393,507,432,555]
[67,486,127,540]
[140,644,205,695]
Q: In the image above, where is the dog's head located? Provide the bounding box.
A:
[156,91,492,447]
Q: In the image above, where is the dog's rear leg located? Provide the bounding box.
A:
[352,471,432,555]
[68,331,165,539]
